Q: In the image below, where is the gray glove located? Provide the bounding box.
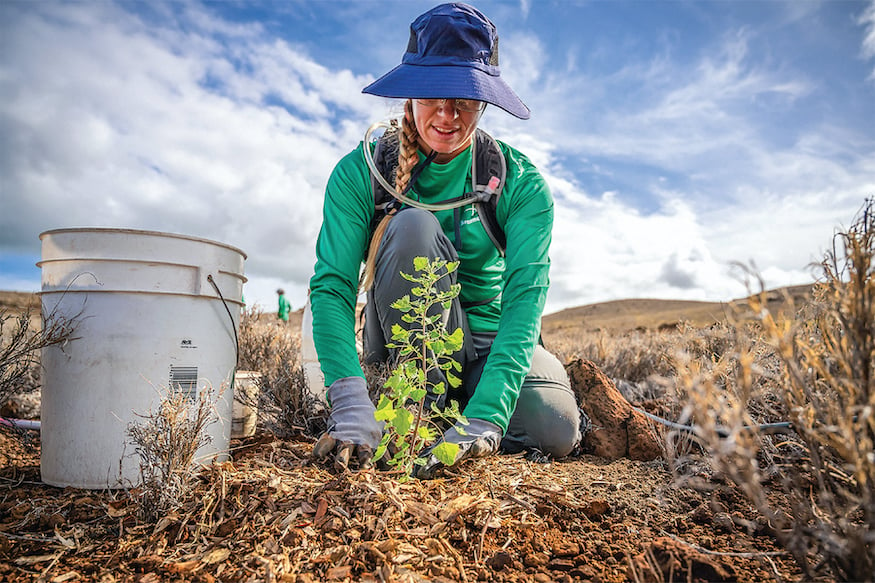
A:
[413,418,502,479]
[312,376,382,470]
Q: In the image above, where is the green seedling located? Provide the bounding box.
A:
[373,256,467,479]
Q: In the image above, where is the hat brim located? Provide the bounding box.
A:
[363,64,531,120]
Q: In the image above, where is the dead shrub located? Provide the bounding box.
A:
[549,328,676,383]
[674,200,875,581]
[0,303,77,413]
[238,305,326,437]
[126,388,216,522]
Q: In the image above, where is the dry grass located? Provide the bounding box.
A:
[126,388,217,522]
[238,305,327,438]
[540,212,875,581]
[670,202,875,581]
[0,302,78,411]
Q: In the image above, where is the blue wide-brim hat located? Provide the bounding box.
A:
[362,2,530,120]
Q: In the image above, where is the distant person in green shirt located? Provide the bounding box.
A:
[276,289,290,324]
[309,3,581,478]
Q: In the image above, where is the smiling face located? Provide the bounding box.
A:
[411,99,483,163]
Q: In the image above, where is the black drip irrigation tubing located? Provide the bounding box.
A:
[0,417,40,431]
[630,405,793,438]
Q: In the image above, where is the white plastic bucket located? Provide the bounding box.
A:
[38,227,246,489]
[301,294,364,406]
[301,296,327,406]
[231,370,260,439]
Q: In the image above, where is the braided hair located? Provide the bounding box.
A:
[360,100,420,291]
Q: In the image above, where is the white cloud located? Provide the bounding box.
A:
[0,1,384,310]
[860,0,875,79]
[545,181,749,313]
[518,0,531,20]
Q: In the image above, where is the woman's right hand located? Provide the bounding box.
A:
[311,376,383,471]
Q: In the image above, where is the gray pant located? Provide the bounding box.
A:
[363,208,581,458]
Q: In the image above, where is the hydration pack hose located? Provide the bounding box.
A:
[362,121,496,211]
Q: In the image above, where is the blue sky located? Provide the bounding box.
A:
[1,0,874,315]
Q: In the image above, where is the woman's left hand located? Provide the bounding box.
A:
[412,418,502,479]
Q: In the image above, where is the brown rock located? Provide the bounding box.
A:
[548,558,575,571]
[487,551,514,571]
[566,359,662,461]
[581,498,610,519]
[551,539,580,557]
[523,551,550,567]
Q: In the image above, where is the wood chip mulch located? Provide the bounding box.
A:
[1,431,800,582]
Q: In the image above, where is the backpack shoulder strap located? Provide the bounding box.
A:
[370,125,402,237]
[473,129,507,256]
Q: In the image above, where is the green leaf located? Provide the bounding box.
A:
[446,328,464,350]
[373,443,388,462]
[442,405,463,423]
[374,395,397,422]
[385,375,404,391]
[431,442,461,466]
[393,441,409,456]
[417,425,436,440]
[396,408,413,434]
[392,296,412,311]
[414,256,429,271]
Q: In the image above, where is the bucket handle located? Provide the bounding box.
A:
[207,274,239,367]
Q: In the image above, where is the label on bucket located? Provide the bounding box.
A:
[170,366,198,400]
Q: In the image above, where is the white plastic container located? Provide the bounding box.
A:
[231,370,261,439]
[301,296,328,406]
[39,228,246,489]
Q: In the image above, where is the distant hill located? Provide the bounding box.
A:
[0,290,40,312]
[542,283,815,334]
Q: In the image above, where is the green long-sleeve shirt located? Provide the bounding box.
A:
[309,136,552,432]
[277,294,291,321]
